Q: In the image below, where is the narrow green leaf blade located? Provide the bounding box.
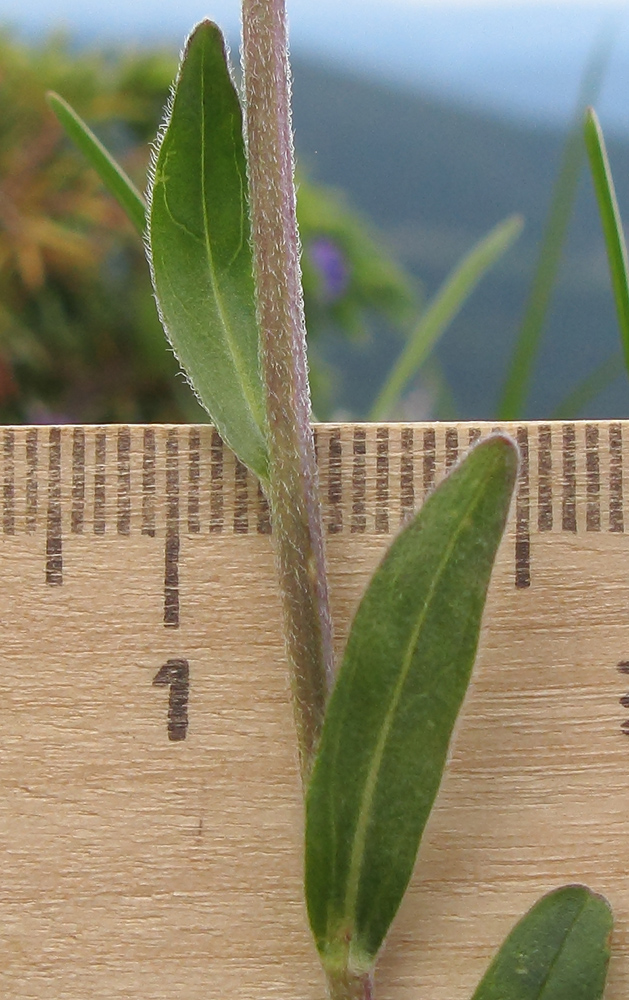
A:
[497,37,610,420]
[369,215,522,421]
[585,107,629,379]
[305,434,518,972]
[550,351,623,419]
[46,91,147,235]
[147,20,269,482]
[472,885,613,1000]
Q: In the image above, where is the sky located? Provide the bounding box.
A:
[3,0,625,35]
[4,1,629,132]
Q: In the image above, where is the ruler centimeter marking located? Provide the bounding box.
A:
[5,420,629,999]
[1,421,628,622]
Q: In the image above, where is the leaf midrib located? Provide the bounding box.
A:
[536,898,587,1000]
[339,460,497,951]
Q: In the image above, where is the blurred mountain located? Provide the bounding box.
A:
[4,0,629,418]
[287,3,629,133]
[290,57,629,418]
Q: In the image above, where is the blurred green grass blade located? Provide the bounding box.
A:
[47,91,147,235]
[497,38,611,420]
[418,357,461,421]
[369,215,522,421]
[585,108,629,377]
[472,885,612,1000]
[550,351,623,418]
[305,435,518,974]
[147,20,269,482]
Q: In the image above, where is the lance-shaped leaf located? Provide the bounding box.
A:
[305,434,518,974]
[46,92,147,236]
[147,20,269,482]
[472,885,613,1000]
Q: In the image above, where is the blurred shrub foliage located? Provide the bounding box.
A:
[0,32,416,423]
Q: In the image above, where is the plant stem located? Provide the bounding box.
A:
[326,969,375,1000]
[241,0,334,782]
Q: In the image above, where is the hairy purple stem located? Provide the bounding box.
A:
[241,0,334,782]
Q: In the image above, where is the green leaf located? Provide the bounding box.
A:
[369,215,522,421]
[550,350,623,419]
[497,37,610,420]
[46,91,147,235]
[147,20,269,482]
[305,434,518,974]
[472,885,613,1000]
[584,107,629,380]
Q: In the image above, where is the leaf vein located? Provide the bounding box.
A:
[341,464,495,941]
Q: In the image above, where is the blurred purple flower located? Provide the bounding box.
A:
[26,402,72,424]
[308,238,348,303]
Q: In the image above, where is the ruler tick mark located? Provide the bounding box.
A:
[423,428,436,497]
[515,426,530,589]
[3,429,14,536]
[616,661,629,734]
[187,428,201,534]
[25,428,38,534]
[210,429,224,534]
[400,427,414,525]
[328,429,342,534]
[46,427,62,586]
[351,427,366,534]
[234,459,249,534]
[538,425,553,532]
[164,430,180,628]
[71,429,85,535]
[117,427,131,536]
[257,481,271,535]
[94,431,106,535]
[142,429,156,538]
[562,424,577,533]
[445,427,458,471]
[609,423,623,533]
[586,424,601,532]
[4,421,628,599]
[375,427,389,533]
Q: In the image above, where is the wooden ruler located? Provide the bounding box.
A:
[1,421,628,999]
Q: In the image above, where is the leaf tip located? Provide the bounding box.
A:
[584,106,598,129]
[472,428,520,475]
[45,90,68,119]
[473,884,613,1000]
[182,17,225,56]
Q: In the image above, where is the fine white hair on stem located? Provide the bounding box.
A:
[241,0,335,780]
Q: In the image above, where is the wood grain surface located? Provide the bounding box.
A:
[0,421,627,999]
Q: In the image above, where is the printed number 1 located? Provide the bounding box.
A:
[153,659,189,741]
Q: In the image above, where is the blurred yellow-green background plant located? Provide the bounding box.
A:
[0,31,417,424]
